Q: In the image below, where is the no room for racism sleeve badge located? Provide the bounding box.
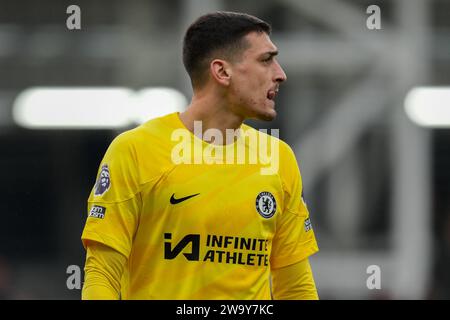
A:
[94,164,111,196]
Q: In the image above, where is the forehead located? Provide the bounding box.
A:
[242,32,277,56]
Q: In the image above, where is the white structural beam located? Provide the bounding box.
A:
[294,60,391,189]
[287,0,432,299]
[178,0,225,96]
[390,0,432,300]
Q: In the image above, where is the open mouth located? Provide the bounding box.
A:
[267,89,278,101]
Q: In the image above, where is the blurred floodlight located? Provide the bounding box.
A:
[13,87,188,129]
[13,87,133,129]
[132,87,187,125]
[405,87,450,128]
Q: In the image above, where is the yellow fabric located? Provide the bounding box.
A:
[272,258,318,300]
[82,241,126,300]
[81,112,319,299]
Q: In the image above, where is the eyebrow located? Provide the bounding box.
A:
[261,50,278,58]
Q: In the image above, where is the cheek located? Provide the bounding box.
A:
[234,66,264,88]
[231,70,267,105]
[238,79,265,100]
[238,93,262,110]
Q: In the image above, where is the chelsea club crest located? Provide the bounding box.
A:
[255,191,276,218]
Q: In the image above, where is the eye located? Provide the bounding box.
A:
[262,56,273,64]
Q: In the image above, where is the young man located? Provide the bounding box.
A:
[81,11,319,300]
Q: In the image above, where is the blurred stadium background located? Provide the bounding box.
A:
[0,0,449,299]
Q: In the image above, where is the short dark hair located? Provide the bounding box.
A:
[183,11,271,88]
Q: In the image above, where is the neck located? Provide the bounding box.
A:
[179,88,244,145]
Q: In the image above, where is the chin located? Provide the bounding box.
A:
[241,101,277,121]
[257,109,277,121]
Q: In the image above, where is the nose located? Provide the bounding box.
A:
[274,60,287,83]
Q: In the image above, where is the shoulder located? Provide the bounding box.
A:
[108,113,177,154]
[106,113,181,184]
[240,123,297,167]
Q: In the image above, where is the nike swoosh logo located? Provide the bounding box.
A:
[170,193,200,204]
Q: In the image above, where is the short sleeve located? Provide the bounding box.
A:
[270,144,319,269]
[81,132,141,258]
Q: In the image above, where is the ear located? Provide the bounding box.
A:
[210,59,232,86]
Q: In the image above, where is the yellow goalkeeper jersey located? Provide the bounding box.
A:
[81,112,318,299]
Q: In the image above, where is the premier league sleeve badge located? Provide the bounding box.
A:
[94,164,111,196]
